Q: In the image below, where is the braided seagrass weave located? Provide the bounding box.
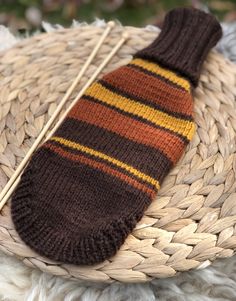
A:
[0,25,236,283]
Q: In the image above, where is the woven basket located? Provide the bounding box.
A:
[0,25,236,284]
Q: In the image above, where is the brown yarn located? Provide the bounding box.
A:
[135,8,222,86]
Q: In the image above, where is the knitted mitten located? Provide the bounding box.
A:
[11,8,222,265]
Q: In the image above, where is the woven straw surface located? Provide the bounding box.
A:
[0,25,236,284]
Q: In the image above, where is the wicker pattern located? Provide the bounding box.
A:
[0,25,236,283]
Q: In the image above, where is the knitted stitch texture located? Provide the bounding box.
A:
[11,8,222,265]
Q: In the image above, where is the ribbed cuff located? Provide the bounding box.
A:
[135,8,222,86]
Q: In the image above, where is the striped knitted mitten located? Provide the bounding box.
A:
[11,8,222,265]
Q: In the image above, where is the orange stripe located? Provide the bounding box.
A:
[43,143,156,198]
[102,65,193,116]
[68,99,185,164]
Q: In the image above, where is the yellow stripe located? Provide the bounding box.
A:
[85,82,195,140]
[131,58,190,92]
[51,136,160,190]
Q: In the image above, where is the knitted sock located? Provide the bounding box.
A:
[11,8,222,265]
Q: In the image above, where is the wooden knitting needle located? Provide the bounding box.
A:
[0,31,129,211]
[0,21,114,209]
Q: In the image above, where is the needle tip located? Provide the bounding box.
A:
[107,21,115,28]
[122,32,129,40]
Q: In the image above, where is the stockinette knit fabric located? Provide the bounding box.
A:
[11,8,222,265]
